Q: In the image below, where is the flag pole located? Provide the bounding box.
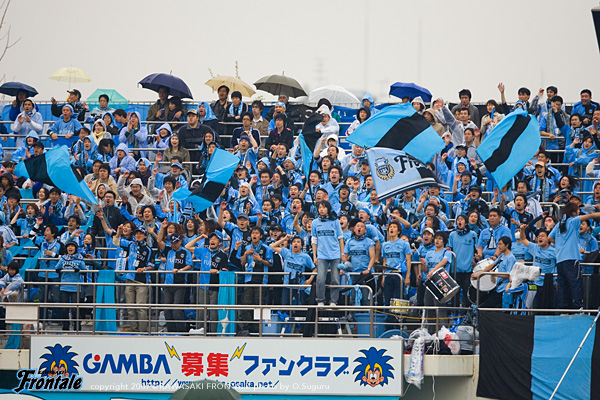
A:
[549,308,600,400]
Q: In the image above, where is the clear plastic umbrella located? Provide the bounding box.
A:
[308,85,360,106]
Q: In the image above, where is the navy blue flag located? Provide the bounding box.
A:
[366,147,448,200]
[172,149,239,212]
[15,145,97,204]
[477,311,600,400]
[347,103,444,163]
[476,108,541,189]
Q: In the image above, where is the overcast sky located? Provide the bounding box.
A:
[2,0,599,105]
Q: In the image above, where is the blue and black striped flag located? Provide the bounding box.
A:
[15,145,97,204]
[476,108,541,189]
[477,311,600,400]
[346,103,444,163]
[172,148,239,212]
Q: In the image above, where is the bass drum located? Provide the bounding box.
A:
[470,258,497,292]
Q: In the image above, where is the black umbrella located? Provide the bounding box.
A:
[254,73,307,98]
[0,81,38,97]
[139,73,193,99]
[170,379,241,400]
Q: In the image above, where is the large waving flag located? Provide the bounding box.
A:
[172,148,239,212]
[15,145,97,204]
[476,108,540,189]
[477,311,600,400]
[347,103,445,163]
[366,147,448,200]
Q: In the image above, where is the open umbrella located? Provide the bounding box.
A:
[0,82,38,98]
[389,82,432,103]
[139,73,193,99]
[254,73,307,98]
[308,85,360,106]
[205,75,255,97]
[170,379,241,400]
[49,67,91,85]
[86,89,128,104]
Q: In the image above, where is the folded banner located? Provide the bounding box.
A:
[14,145,97,204]
[476,108,541,189]
[366,147,448,200]
[477,311,600,400]
[172,148,239,212]
[347,103,444,163]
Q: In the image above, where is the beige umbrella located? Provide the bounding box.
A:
[49,67,91,88]
[205,75,255,97]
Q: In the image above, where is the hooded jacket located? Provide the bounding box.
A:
[91,118,112,146]
[109,143,136,176]
[423,108,445,136]
[362,93,379,116]
[118,111,148,158]
[153,123,172,150]
[11,99,43,141]
[11,131,39,162]
[116,175,154,211]
[47,111,84,148]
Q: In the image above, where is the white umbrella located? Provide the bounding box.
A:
[308,85,360,106]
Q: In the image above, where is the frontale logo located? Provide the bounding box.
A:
[13,344,82,393]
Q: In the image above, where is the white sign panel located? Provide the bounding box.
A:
[29,336,403,396]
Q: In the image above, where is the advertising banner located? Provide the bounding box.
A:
[26,337,403,396]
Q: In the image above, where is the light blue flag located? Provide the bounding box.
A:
[366,147,448,200]
[347,103,445,163]
[15,145,98,204]
[298,133,314,179]
[476,108,541,189]
[172,149,239,212]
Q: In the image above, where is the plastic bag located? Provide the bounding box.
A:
[405,328,429,389]
[437,326,461,355]
[406,336,424,389]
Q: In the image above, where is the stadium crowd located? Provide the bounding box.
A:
[1,82,600,335]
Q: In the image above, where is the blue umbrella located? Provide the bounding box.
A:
[138,73,193,99]
[0,81,38,97]
[389,82,432,103]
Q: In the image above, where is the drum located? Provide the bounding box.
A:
[470,258,497,292]
[425,269,460,303]
[390,298,411,315]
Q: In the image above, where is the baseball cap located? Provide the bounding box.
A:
[135,226,148,236]
[209,231,223,241]
[269,224,284,232]
[171,162,183,169]
[237,213,250,220]
[469,185,482,193]
[187,109,198,115]
[168,233,182,243]
[67,89,81,98]
[423,227,435,236]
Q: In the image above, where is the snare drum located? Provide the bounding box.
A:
[390,298,411,315]
[470,258,497,292]
[425,269,460,303]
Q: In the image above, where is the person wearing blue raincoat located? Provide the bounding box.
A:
[71,136,102,173]
[11,131,39,162]
[10,98,43,147]
[198,101,219,132]
[119,111,148,158]
[109,143,136,177]
[152,123,172,158]
[564,134,597,180]
[362,93,379,116]
[47,104,83,148]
